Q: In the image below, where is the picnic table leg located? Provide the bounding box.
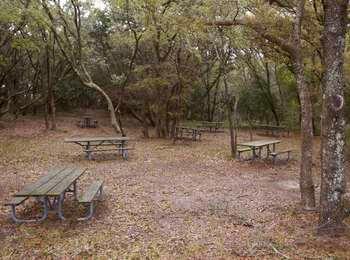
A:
[58,192,66,220]
[79,184,103,221]
[258,147,262,158]
[85,142,92,160]
[78,202,94,221]
[72,181,77,200]
[10,197,49,223]
[266,144,271,158]
[122,149,129,160]
[120,141,125,155]
[122,141,129,160]
[252,147,257,160]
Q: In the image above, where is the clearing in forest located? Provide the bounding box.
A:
[0,115,350,258]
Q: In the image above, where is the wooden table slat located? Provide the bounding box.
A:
[17,168,75,197]
[238,139,281,147]
[46,168,86,196]
[14,167,66,197]
[78,180,103,203]
[65,137,129,143]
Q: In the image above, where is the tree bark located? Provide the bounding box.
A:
[81,79,121,133]
[46,38,56,130]
[222,70,239,157]
[291,0,316,210]
[318,0,348,235]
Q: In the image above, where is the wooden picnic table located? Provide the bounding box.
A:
[174,126,202,142]
[65,136,131,160]
[251,124,289,136]
[238,139,281,160]
[197,121,224,132]
[6,167,86,223]
[77,115,98,128]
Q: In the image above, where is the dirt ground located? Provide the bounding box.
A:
[1,113,350,259]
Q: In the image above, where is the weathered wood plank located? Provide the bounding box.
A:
[78,181,103,203]
[81,142,128,147]
[237,147,251,152]
[269,150,292,156]
[4,196,28,206]
[14,167,66,197]
[84,147,133,152]
[47,168,86,196]
[65,136,129,143]
[238,139,281,148]
[17,168,75,197]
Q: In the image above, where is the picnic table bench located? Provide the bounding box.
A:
[173,126,202,142]
[197,121,224,132]
[4,167,103,223]
[237,139,292,163]
[78,180,103,220]
[269,149,292,164]
[65,136,131,160]
[237,139,281,160]
[77,115,98,128]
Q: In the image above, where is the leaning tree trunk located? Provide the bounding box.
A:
[292,0,316,210]
[82,80,121,134]
[75,66,122,134]
[318,0,348,235]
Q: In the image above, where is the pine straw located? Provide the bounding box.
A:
[0,115,350,259]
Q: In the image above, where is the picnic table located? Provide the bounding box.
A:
[65,136,131,160]
[173,126,202,142]
[5,167,86,223]
[237,139,281,160]
[251,124,289,137]
[77,115,98,128]
[197,121,224,132]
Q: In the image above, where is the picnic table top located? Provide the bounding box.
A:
[238,139,281,147]
[65,136,129,143]
[200,121,224,124]
[252,124,287,129]
[176,126,201,131]
[15,167,86,197]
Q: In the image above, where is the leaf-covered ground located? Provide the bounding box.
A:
[1,114,350,259]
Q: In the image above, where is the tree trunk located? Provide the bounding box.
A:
[142,105,150,138]
[82,80,121,133]
[318,0,348,235]
[44,103,50,130]
[292,0,316,210]
[207,91,211,121]
[210,80,220,121]
[46,41,56,130]
[265,62,280,125]
[223,75,238,158]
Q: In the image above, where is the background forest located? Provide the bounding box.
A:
[1,0,336,136]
